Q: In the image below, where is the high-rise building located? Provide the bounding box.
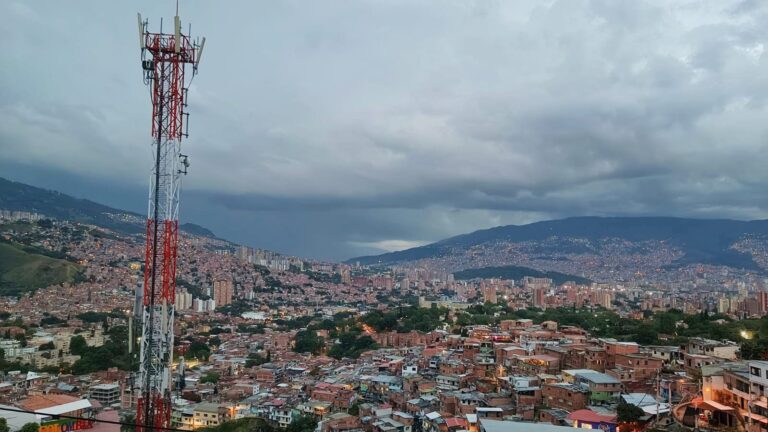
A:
[213,279,234,307]
[456,283,466,300]
[236,245,250,261]
[483,285,498,304]
[193,298,216,313]
[524,277,552,290]
[372,276,393,290]
[533,287,546,308]
[175,289,193,311]
[594,289,614,309]
[340,269,352,284]
[738,283,748,298]
[758,291,768,315]
[718,297,731,314]
[565,286,578,304]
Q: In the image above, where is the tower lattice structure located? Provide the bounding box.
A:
[136,12,204,432]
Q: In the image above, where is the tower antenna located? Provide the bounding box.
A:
[135,11,205,432]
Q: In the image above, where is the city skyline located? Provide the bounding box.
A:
[3,1,768,260]
[5,2,768,431]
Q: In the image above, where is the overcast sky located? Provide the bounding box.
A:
[2,1,768,260]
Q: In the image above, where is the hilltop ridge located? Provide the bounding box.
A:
[0,176,216,238]
[349,216,768,280]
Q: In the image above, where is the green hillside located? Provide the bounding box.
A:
[0,176,218,238]
[453,265,591,285]
[0,242,80,296]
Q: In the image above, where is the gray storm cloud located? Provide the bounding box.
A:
[1,0,768,259]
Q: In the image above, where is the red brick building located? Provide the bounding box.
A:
[541,383,589,411]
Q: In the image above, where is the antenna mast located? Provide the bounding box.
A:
[136,10,204,432]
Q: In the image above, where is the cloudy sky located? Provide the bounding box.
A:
[2,1,768,260]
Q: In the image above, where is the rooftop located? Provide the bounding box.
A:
[575,371,621,385]
[480,419,573,432]
[566,409,617,424]
[194,402,222,413]
[19,394,81,411]
[91,383,119,390]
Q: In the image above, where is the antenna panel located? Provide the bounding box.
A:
[137,13,144,49]
[174,16,181,53]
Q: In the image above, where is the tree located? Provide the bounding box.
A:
[617,400,644,423]
[363,310,399,332]
[742,338,768,360]
[634,324,658,345]
[245,353,269,368]
[70,335,88,355]
[40,316,66,326]
[186,341,211,361]
[293,330,324,355]
[328,332,377,360]
[209,336,222,349]
[319,319,336,331]
[19,423,40,432]
[70,325,133,374]
[0,418,9,432]
[37,219,53,229]
[200,371,220,384]
[348,401,361,416]
[14,333,27,347]
[286,415,316,432]
[39,341,55,351]
[120,413,136,432]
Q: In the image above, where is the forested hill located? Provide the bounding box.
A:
[0,176,215,237]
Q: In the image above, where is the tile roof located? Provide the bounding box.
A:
[19,394,81,411]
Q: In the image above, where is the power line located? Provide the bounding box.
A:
[0,405,189,432]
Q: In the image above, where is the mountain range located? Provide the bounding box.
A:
[5,175,768,282]
[0,177,215,237]
[350,217,768,280]
[0,176,221,296]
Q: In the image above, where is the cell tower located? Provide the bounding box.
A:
[136,11,204,432]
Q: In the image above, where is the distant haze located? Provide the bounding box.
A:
[2,1,768,260]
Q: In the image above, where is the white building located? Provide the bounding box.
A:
[90,383,121,406]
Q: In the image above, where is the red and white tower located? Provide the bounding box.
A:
[136,12,204,432]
